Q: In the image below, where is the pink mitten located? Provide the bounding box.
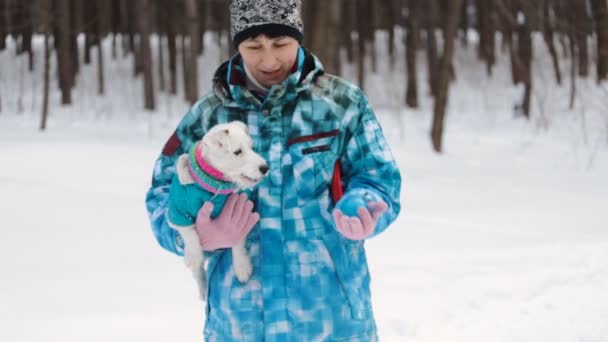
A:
[195,193,260,251]
[332,201,388,240]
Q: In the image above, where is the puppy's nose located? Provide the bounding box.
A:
[259,164,269,175]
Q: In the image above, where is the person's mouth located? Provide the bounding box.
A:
[261,69,281,78]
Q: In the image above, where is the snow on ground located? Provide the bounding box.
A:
[1,33,608,341]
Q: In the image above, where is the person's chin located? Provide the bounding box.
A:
[260,73,286,86]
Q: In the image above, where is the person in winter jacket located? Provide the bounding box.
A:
[145,0,402,340]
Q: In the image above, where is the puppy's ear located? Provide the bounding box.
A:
[203,127,225,148]
[176,154,195,185]
[229,120,248,134]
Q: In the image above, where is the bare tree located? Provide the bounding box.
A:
[0,0,6,51]
[572,0,591,77]
[340,0,355,65]
[431,0,463,152]
[515,1,533,118]
[156,0,166,92]
[166,0,178,95]
[476,0,496,75]
[356,0,371,90]
[40,0,51,130]
[591,0,608,82]
[184,0,200,105]
[542,0,562,85]
[312,0,341,75]
[96,0,107,95]
[405,0,419,108]
[383,0,397,69]
[56,0,73,105]
[425,0,440,96]
[136,0,155,110]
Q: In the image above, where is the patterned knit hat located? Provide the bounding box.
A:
[230,0,303,48]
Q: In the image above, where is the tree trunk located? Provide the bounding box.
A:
[97,39,105,95]
[368,0,378,73]
[156,0,165,92]
[569,26,577,109]
[84,33,93,65]
[426,0,439,96]
[22,1,33,71]
[40,0,51,130]
[356,0,369,90]
[0,0,6,51]
[303,0,317,51]
[136,0,155,110]
[166,0,178,95]
[198,0,207,54]
[431,0,463,153]
[312,0,340,75]
[476,0,496,75]
[568,1,578,109]
[591,0,608,82]
[182,36,188,102]
[405,0,418,108]
[385,0,396,69]
[184,0,200,105]
[341,0,355,64]
[96,0,106,96]
[120,0,130,56]
[56,0,73,105]
[542,0,562,85]
[69,0,81,78]
[515,1,533,118]
[573,0,590,77]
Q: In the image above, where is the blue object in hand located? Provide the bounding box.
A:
[335,190,382,218]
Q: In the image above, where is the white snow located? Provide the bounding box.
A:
[1,32,607,341]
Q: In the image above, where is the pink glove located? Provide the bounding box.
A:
[332,201,388,240]
[195,193,260,251]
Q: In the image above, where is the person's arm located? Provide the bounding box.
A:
[145,105,205,256]
[336,92,402,238]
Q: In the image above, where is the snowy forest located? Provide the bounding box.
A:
[1,1,608,341]
[1,0,607,151]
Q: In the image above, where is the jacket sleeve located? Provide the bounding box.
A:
[145,105,206,256]
[339,92,402,238]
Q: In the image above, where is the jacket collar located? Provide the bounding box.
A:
[212,48,325,109]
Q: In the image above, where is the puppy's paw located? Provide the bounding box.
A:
[199,288,207,301]
[184,251,202,270]
[233,256,253,283]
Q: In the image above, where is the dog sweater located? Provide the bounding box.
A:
[166,143,241,228]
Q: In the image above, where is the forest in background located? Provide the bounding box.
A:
[1,0,607,152]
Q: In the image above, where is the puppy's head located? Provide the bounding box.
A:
[201,121,269,189]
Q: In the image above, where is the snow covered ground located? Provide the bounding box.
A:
[1,34,607,341]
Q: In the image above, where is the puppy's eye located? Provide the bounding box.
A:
[234,149,242,156]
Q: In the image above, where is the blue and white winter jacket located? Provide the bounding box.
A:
[146,48,401,341]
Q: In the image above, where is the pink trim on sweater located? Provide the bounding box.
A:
[195,145,227,180]
[187,161,236,195]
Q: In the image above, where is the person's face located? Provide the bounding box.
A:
[238,35,299,88]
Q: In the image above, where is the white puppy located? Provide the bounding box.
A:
[167,121,268,300]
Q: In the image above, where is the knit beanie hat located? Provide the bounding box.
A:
[230,0,304,48]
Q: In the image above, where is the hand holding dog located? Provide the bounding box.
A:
[196,193,260,251]
[333,194,388,241]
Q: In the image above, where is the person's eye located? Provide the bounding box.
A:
[246,45,261,51]
[234,149,242,156]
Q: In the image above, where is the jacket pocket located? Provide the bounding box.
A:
[320,232,373,321]
[287,131,339,204]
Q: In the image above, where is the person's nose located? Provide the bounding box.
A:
[259,50,280,71]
